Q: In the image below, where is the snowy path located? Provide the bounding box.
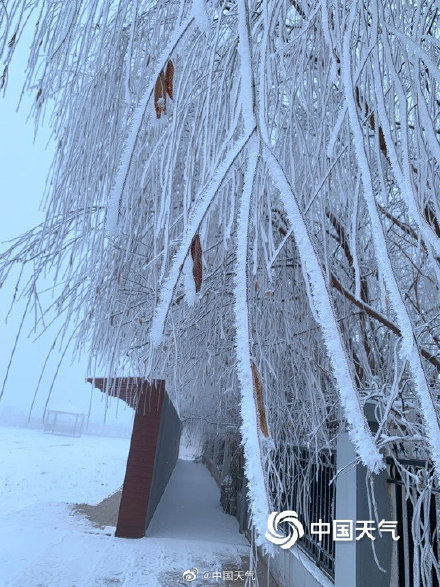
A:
[0,427,249,586]
[147,460,247,544]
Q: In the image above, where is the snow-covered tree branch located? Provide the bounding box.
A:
[2,0,440,562]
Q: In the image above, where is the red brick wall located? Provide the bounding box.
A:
[115,380,165,538]
[87,377,169,538]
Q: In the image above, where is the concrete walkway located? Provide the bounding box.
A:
[148,460,249,545]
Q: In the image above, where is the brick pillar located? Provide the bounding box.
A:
[115,381,165,538]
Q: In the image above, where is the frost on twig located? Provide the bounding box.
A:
[2,0,440,570]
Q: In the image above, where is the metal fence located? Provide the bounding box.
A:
[387,457,440,587]
[268,446,336,580]
[203,437,336,580]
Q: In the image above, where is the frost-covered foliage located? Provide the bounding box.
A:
[1,0,440,559]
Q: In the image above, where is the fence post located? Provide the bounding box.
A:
[335,431,357,586]
[335,416,394,586]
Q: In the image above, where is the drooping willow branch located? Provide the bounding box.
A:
[1,1,440,570]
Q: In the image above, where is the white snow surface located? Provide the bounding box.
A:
[0,426,248,586]
[0,427,129,517]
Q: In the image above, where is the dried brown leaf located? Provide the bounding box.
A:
[154,72,166,118]
[190,233,202,293]
[165,60,174,100]
[251,361,269,437]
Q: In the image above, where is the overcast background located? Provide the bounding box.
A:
[0,31,132,435]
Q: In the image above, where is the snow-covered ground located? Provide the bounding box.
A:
[0,427,130,516]
[0,426,249,586]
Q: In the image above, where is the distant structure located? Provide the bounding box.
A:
[87,377,181,538]
[43,405,85,437]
